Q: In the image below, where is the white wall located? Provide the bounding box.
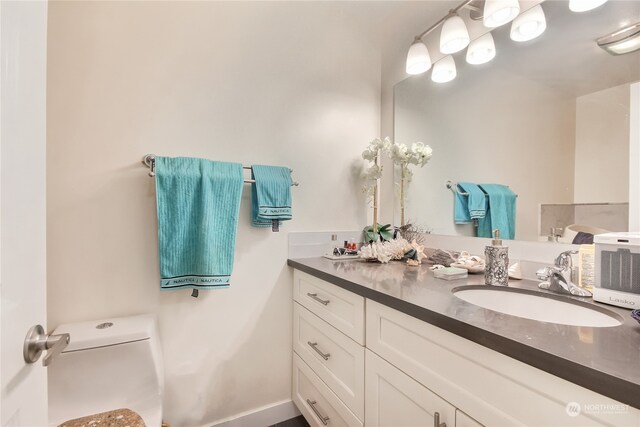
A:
[46,2,380,426]
[574,83,630,203]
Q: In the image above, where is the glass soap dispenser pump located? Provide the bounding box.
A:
[485,229,509,286]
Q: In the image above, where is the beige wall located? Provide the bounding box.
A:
[574,83,631,203]
[46,2,380,426]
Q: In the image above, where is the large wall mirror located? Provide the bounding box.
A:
[394,0,640,243]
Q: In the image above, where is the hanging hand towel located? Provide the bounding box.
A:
[155,156,243,291]
[454,182,486,224]
[251,165,292,230]
[477,184,517,240]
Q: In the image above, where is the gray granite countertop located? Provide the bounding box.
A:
[288,257,640,409]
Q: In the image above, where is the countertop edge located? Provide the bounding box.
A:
[287,258,640,409]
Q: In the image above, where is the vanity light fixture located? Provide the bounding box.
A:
[483,0,520,28]
[406,38,432,74]
[569,0,608,13]
[510,4,546,42]
[597,22,640,55]
[440,14,471,54]
[466,32,496,64]
[431,55,457,83]
[405,0,475,75]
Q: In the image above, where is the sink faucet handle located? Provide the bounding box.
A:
[554,250,578,269]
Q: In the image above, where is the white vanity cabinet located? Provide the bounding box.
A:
[291,269,640,427]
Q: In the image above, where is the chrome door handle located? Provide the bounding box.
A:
[23,325,70,367]
[434,412,446,427]
[307,341,331,360]
[307,292,330,305]
[306,399,330,425]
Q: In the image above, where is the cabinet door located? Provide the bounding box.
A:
[456,410,484,427]
[365,349,456,427]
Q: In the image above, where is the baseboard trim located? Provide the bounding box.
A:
[209,399,300,427]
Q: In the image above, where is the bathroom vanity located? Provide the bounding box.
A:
[289,257,640,427]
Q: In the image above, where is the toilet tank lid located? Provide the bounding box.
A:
[52,314,157,352]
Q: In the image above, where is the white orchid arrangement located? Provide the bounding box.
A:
[388,141,433,226]
[361,137,391,200]
[361,137,433,240]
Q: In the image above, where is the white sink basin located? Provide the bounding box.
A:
[453,286,623,327]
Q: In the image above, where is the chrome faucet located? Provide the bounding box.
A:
[536,250,592,297]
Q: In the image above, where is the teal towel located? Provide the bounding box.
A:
[454,190,471,224]
[458,182,486,220]
[477,184,517,240]
[155,156,243,290]
[454,182,486,224]
[251,165,292,228]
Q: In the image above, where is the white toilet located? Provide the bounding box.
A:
[47,314,164,427]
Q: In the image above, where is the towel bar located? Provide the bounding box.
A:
[446,180,517,197]
[141,154,299,186]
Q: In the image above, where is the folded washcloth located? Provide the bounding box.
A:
[458,182,486,220]
[251,165,292,230]
[477,184,517,240]
[155,156,244,291]
[454,191,472,224]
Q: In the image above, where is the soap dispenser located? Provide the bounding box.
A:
[485,229,509,286]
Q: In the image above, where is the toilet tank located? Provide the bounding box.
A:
[48,315,164,427]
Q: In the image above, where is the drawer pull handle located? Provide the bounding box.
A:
[307,292,330,305]
[434,412,446,427]
[307,341,331,360]
[306,399,330,425]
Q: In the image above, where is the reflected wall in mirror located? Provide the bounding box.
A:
[394,0,640,243]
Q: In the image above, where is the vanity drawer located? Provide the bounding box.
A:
[293,302,364,420]
[293,353,362,427]
[293,270,365,344]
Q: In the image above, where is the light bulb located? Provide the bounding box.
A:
[466,33,496,65]
[569,0,608,12]
[406,39,431,75]
[484,0,520,28]
[431,55,456,83]
[510,5,546,42]
[440,15,470,54]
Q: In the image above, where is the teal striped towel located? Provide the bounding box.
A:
[251,165,292,229]
[155,156,243,290]
[477,184,517,240]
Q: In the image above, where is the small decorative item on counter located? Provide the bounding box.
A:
[631,309,640,325]
[433,266,468,281]
[508,262,523,280]
[485,229,509,286]
[427,248,459,267]
[359,238,412,263]
[404,239,428,267]
[451,251,485,273]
